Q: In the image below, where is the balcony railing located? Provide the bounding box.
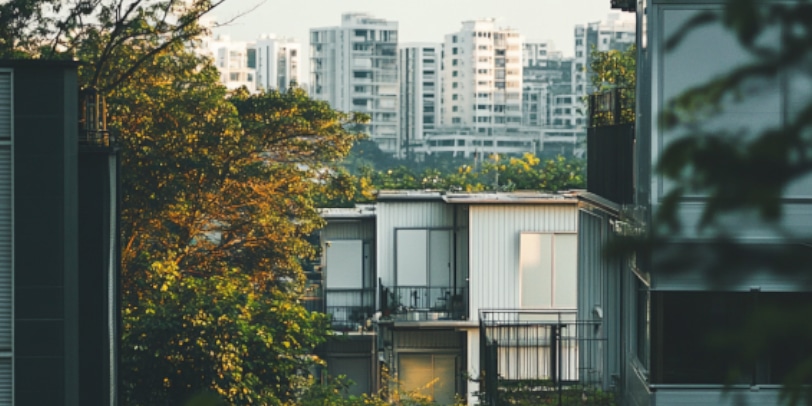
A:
[302,287,375,331]
[79,88,117,149]
[380,283,468,321]
[478,310,612,406]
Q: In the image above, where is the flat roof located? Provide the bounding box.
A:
[319,204,376,219]
[443,191,579,204]
[375,189,580,203]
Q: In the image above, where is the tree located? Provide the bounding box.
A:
[0,0,237,92]
[355,153,585,196]
[588,45,636,126]
[2,1,367,403]
[110,47,364,403]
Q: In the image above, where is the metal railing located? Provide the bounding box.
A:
[478,310,613,406]
[79,88,117,148]
[380,284,468,321]
[588,87,634,127]
[324,288,375,331]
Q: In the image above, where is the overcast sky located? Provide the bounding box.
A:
[212,0,630,55]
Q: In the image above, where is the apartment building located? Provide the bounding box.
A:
[579,1,812,405]
[254,34,302,91]
[398,43,442,159]
[441,19,523,136]
[0,60,120,405]
[199,34,257,92]
[311,13,399,153]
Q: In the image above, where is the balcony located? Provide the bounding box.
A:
[303,286,375,332]
[380,283,468,321]
[79,88,117,149]
[478,310,612,406]
[325,288,375,331]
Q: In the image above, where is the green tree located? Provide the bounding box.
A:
[1,1,367,403]
[355,153,585,196]
[588,45,636,126]
[111,48,363,403]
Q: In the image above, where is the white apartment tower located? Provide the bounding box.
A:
[199,34,257,92]
[254,35,302,91]
[311,13,399,153]
[398,43,441,159]
[441,19,523,136]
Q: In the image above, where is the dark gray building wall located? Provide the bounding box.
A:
[77,149,119,406]
[11,61,80,405]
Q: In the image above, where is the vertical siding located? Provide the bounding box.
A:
[468,204,577,320]
[376,201,454,286]
[578,207,626,390]
[321,219,375,241]
[0,69,10,406]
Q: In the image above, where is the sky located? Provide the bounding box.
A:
[212,0,630,60]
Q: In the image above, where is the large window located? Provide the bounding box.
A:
[519,233,577,309]
[651,291,812,385]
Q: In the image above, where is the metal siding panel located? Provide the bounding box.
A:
[0,109,10,352]
[322,220,374,241]
[654,388,780,406]
[377,201,453,287]
[0,358,9,405]
[469,204,577,320]
[0,156,8,345]
[0,72,10,141]
[0,70,10,406]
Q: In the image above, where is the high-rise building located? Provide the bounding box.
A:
[522,40,563,68]
[199,34,257,92]
[254,35,302,91]
[398,43,441,159]
[572,13,635,96]
[441,19,523,136]
[310,13,399,154]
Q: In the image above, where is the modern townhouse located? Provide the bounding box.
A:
[317,191,588,405]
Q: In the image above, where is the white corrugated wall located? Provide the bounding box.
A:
[468,204,578,320]
[376,201,454,286]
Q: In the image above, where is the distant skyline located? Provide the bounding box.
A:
[212,0,632,60]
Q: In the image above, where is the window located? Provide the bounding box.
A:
[395,229,454,309]
[650,291,812,385]
[519,233,577,308]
